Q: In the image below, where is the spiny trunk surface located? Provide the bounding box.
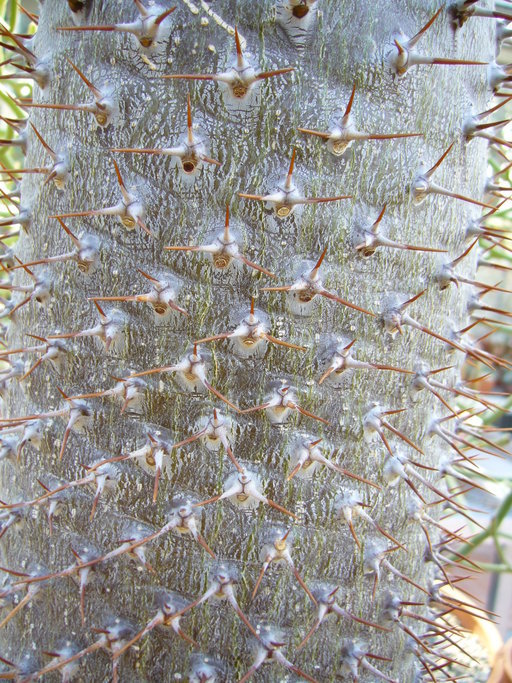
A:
[0,1,495,681]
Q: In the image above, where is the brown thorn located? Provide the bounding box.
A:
[14,256,34,278]
[8,295,31,316]
[238,192,266,201]
[223,442,244,474]
[159,73,216,81]
[260,285,292,292]
[28,124,54,159]
[0,565,29,578]
[90,296,138,303]
[193,494,222,508]
[427,144,454,177]
[371,571,379,602]
[296,618,320,650]
[431,58,487,66]
[336,465,381,490]
[93,299,106,319]
[348,611,391,632]
[263,334,307,352]
[194,531,215,558]
[224,202,230,232]
[381,420,424,454]
[19,357,43,382]
[251,561,269,600]
[475,118,511,131]
[56,25,116,32]
[53,217,78,247]
[172,430,210,448]
[111,618,161,661]
[384,560,428,594]
[436,187,494,209]
[373,204,387,227]
[372,363,414,374]
[136,268,159,284]
[65,57,102,99]
[293,403,330,425]
[0,168,47,176]
[266,498,298,520]
[176,626,199,649]
[366,133,423,140]
[428,387,459,416]
[238,255,276,278]
[111,147,164,154]
[187,94,193,145]
[12,101,89,112]
[291,565,317,604]
[344,82,357,119]
[155,6,176,25]
[404,475,428,504]
[348,519,361,548]
[129,365,176,379]
[136,217,155,238]
[111,158,127,195]
[373,522,407,551]
[234,26,243,68]
[301,194,353,205]
[203,380,239,413]
[312,246,328,275]
[377,429,394,457]
[410,8,442,47]
[287,664,319,683]
[255,67,294,81]
[394,39,405,56]
[286,462,303,481]
[0,21,35,59]
[79,580,86,625]
[0,592,32,629]
[320,289,376,317]
[297,127,331,140]
[286,148,296,190]
[318,365,335,385]
[238,663,260,683]
[17,3,38,24]
[199,154,222,167]
[49,211,102,219]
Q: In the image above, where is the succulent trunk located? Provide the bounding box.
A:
[0,1,497,681]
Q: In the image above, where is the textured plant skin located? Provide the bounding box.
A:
[0,1,500,681]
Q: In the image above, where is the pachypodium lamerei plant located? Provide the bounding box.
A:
[0,0,511,681]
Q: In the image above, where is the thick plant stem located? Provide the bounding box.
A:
[0,1,497,681]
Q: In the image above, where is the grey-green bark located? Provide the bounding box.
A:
[0,1,495,681]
